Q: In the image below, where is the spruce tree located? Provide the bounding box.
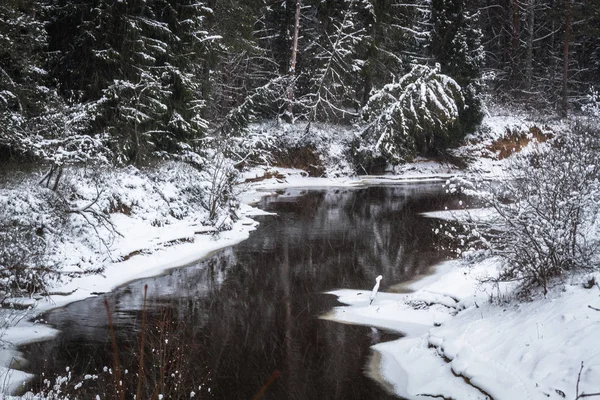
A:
[45,0,218,164]
[0,0,56,159]
[429,0,484,133]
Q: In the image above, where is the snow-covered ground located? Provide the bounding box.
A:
[254,112,600,399]
[2,110,596,399]
[325,257,600,399]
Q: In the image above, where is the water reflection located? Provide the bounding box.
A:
[22,185,462,399]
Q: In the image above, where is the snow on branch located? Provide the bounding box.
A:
[212,75,291,138]
[299,0,365,125]
[361,63,464,162]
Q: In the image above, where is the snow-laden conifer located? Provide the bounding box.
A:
[300,0,365,125]
[361,63,463,162]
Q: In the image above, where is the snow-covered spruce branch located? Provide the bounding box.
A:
[300,0,364,127]
[212,75,291,138]
[361,63,463,161]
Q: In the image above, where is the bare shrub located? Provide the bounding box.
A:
[450,127,600,295]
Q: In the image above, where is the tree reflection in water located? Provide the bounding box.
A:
[22,185,463,399]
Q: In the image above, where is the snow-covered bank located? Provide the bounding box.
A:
[0,160,265,393]
[0,205,263,393]
[238,164,460,192]
[0,163,458,395]
[325,256,600,399]
[306,113,598,400]
[321,113,600,399]
[0,110,583,397]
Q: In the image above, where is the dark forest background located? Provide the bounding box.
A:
[1,0,599,166]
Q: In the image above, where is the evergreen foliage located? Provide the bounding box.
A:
[0,0,599,167]
[429,0,484,131]
[0,0,52,158]
[299,0,365,123]
[362,64,463,162]
[44,0,216,164]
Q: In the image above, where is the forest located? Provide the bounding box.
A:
[2,0,600,324]
[1,1,600,398]
[2,0,599,169]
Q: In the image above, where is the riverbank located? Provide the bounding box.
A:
[325,251,600,399]
[0,110,584,398]
[0,167,365,394]
[0,165,460,396]
[0,198,263,394]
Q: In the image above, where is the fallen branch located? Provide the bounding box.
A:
[416,394,453,399]
[68,186,104,214]
[576,361,600,399]
[64,184,123,256]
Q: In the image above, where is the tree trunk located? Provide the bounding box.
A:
[285,0,302,121]
[200,0,217,121]
[561,0,572,116]
[289,0,301,76]
[511,0,520,84]
[525,0,535,91]
[51,166,63,191]
[39,165,63,191]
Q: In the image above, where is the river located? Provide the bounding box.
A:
[20,184,462,399]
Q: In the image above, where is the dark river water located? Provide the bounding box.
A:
[20,184,462,399]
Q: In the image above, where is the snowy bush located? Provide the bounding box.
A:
[581,86,600,118]
[0,183,75,298]
[452,129,600,295]
[0,161,240,298]
[361,63,464,163]
[196,152,239,228]
[0,170,127,298]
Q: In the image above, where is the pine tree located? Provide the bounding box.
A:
[45,0,219,164]
[429,0,484,131]
[299,0,366,124]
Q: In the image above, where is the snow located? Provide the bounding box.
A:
[421,207,497,222]
[318,111,599,399]
[244,121,357,178]
[369,275,383,305]
[2,110,597,399]
[0,208,261,395]
[326,246,600,399]
[37,216,259,310]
